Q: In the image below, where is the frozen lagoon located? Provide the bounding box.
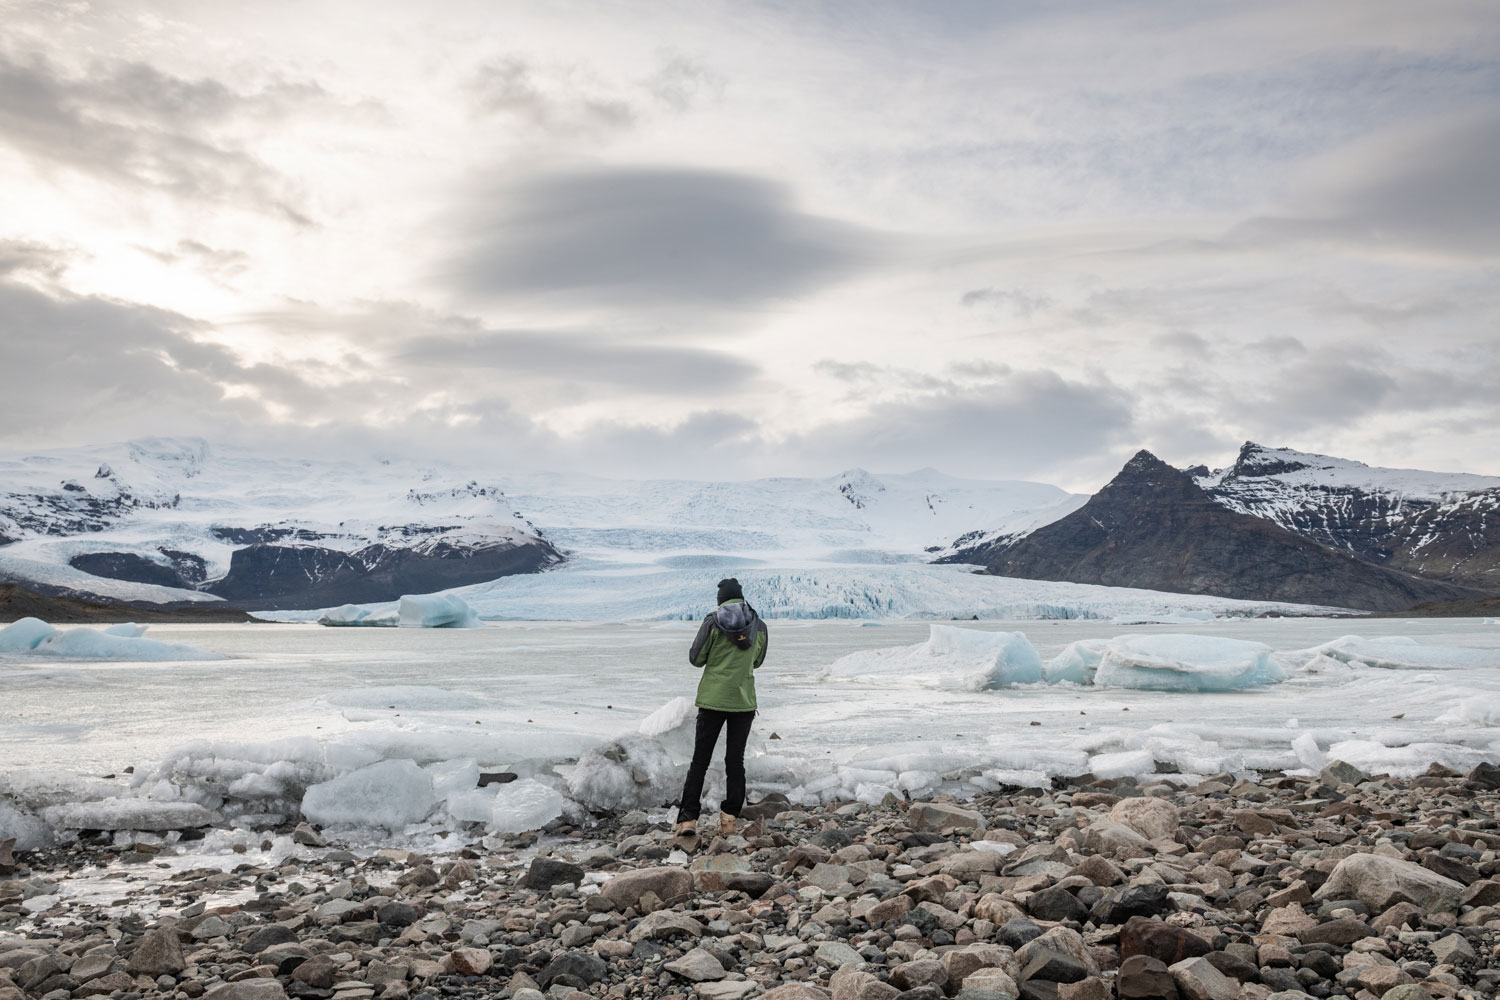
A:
[2,617,1499,845]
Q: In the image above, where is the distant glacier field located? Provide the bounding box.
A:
[3,616,1499,849]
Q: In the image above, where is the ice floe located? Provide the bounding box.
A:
[1092,635,1285,692]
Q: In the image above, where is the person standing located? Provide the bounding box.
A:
[673,577,768,847]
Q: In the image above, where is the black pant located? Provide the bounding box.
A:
[675,708,754,823]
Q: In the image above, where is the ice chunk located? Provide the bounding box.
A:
[1306,636,1499,670]
[489,778,566,834]
[1324,739,1495,778]
[398,592,484,628]
[1291,732,1327,769]
[318,604,398,627]
[0,800,52,850]
[1093,635,1284,691]
[1088,749,1156,779]
[0,617,224,661]
[568,733,681,811]
[1045,639,1107,685]
[1436,696,1500,726]
[101,623,147,637]
[640,696,695,736]
[322,686,487,711]
[301,759,437,829]
[42,798,221,832]
[826,624,1043,690]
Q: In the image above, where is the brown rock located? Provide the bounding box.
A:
[864,894,913,926]
[601,866,695,908]
[1108,797,1180,841]
[126,926,186,977]
[1058,978,1111,1000]
[1117,954,1178,999]
[73,971,134,997]
[830,968,899,1000]
[202,983,288,1000]
[907,802,985,833]
[449,947,493,976]
[1295,917,1373,946]
[1168,956,1238,1000]
[1371,901,1424,933]
[1066,854,1125,887]
[941,943,1017,988]
[292,956,339,989]
[888,958,947,992]
[1120,917,1212,965]
[759,985,832,1000]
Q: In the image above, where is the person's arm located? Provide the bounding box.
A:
[752,620,769,669]
[689,614,715,667]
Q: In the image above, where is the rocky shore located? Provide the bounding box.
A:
[5,761,1500,1000]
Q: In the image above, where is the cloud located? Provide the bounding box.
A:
[960,287,1055,315]
[646,56,727,112]
[1228,108,1500,257]
[137,240,251,280]
[0,272,340,438]
[0,52,314,221]
[446,166,888,311]
[393,330,761,394]
[468,55,636,137]
[787,368,1136,479]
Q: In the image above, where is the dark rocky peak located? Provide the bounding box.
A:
[1227,441,1319,478]
[1093,450,1201,504]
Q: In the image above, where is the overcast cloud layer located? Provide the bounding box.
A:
[1,0,1498,489]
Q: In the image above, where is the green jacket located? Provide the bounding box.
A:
[688,598,768,712]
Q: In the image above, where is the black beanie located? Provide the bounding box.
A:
[716,577,744,604]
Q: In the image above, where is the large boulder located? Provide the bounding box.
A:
[1314,853,1465,914]
[602,866,694,908]
[1108,798,1180,841]
[1016,926,1099,984]
[126,926,185,977]
[908,802,985,833]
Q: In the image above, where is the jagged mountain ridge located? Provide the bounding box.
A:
[1197,442,1500,591]
[943,450,1485,612]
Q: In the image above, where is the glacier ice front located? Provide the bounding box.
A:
[826,624,1043,690]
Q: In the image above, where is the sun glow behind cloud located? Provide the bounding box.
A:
[0,0,1497,489]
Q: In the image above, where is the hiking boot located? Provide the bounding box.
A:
[669,821,700,853]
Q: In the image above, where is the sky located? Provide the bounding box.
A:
[1,0,1498,491]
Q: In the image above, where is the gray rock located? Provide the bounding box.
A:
[1315,853,1464,914]
[523,856,585,890]
[539,949,607,987]
[665,947,730,982]
[1429,933,1475,965]
[202,982,288,1000]
[126,926,185,977]
[1319,760,1368,787]
[815,941,863,968]
[243,924,298,954]
[1167,956,1238,1000]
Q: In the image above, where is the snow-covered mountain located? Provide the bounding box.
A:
[1194,442,1500,591]
[1194,442,1500,557]
[0,439,561,609]
[0,438,1088,613]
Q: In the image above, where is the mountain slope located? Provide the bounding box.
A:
[948,450,1484,612]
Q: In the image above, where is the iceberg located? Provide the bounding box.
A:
[1092,634,1284,691]
[0,617,225,661]
[318,604,398,627]
[397,593,484,628]
[101,623,148,637]
[825,624,1044,690]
